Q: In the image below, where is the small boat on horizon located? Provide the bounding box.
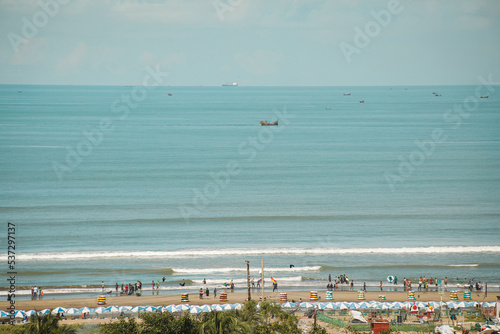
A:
[481,95,489,98]
[260,120,278,126]
[359,100,364,103]
[343,93,351,96]
[222,82,238,87]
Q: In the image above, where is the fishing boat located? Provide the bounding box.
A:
[222,82,238,86]
[260,120,278,126]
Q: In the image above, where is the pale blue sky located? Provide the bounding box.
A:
[1,0,499,86]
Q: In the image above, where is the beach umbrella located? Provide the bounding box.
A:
[200,305,212,312]
[232,303,242,310]
[299,302,314,309]
[177,304,190,311]
[143,306,156,313]
[79,307,92,314]
[24,310,37,317]
[118,306,132,313]
[130,306,144,313]
[338,302,349,310]
[38,309,50,315]
[357,302,369,309]
[51,307,67,315]
[162,305,179,313]
[0,310,9,318]
[189,306,202,314]
[221,304,233,311]
[455,301,466,308]
[416,302,427,308]
[14,310,26,318]
[281,302,297,308]
[94,307,106,314]
[211,304,224,311]
[66,308,80,315]
[105,306,120,313]
[381,303,391,310]
[323,303,335,310]
[446,301,457,308]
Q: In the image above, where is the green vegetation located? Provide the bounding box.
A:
[97,301,304,334]
[0,314,80,334]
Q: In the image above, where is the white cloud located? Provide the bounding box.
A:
[56,42,87,73]
[10,38,48,65]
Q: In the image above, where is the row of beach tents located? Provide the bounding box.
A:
[2,301,496,319]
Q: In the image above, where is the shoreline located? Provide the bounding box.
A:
[2,290,496,312]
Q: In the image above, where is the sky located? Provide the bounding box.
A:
[1,0,499,86]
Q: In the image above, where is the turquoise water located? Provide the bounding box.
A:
[1,84,499,299]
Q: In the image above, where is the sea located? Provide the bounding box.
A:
[1,84,499,300]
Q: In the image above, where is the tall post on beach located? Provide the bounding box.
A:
[261,259,264,300]
[246,260,251,301]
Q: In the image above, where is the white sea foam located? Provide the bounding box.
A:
[447,264,479,267]
[172,266,321,274]
[15,246,500,261]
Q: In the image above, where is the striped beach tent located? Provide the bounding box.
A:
[105,306,120,313]
[299,302,315,309]
[51,307,67,315]
[66,308,80,315]
[38,309,51,315]
[79,307,92,314]
[162,305,179,313]
[118,306,132,313]
[323,302,336,310]
[200,305,212,313]
[177,304,190,311]
[94,307,106,314]
[381,303,391,310]
[0,310,9,318]
[25,310,37,317]
[189,306,202,314]
[143,306,156,313]
[221,304,233,311]
[14,310,26,318]
[130,306,144,313]
[281,302,297,308]
[232,303,242,310]
[211,304,224,311]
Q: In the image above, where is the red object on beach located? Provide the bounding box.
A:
[410,303,418,313]
[370,320,390,334]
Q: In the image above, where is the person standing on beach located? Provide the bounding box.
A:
[350,280,354,291]
[199,288,203,299]
[101,281,105,292]
[329,274,331,282]
[380,281,383,291]
[115,283,118,292]
[214,288,217,298]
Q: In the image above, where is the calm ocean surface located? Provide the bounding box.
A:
[1,84,499,299]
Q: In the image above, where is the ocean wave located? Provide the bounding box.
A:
[172,266,321,274]
[15,246,500,261]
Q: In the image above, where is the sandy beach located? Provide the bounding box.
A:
[2,290,495,312]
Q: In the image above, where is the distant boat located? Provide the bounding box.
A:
[168,93,172,96]
[222,82,238,87]
[481,95,489,98]
[343,93,351,96]
[18,90,22,93]
[260,120,278,126]
[359,100,364,103]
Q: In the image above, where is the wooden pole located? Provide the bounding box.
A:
[246,260,251,301]
[261,259,264,300]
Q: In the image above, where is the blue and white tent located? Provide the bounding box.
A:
[51,307,67,315]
